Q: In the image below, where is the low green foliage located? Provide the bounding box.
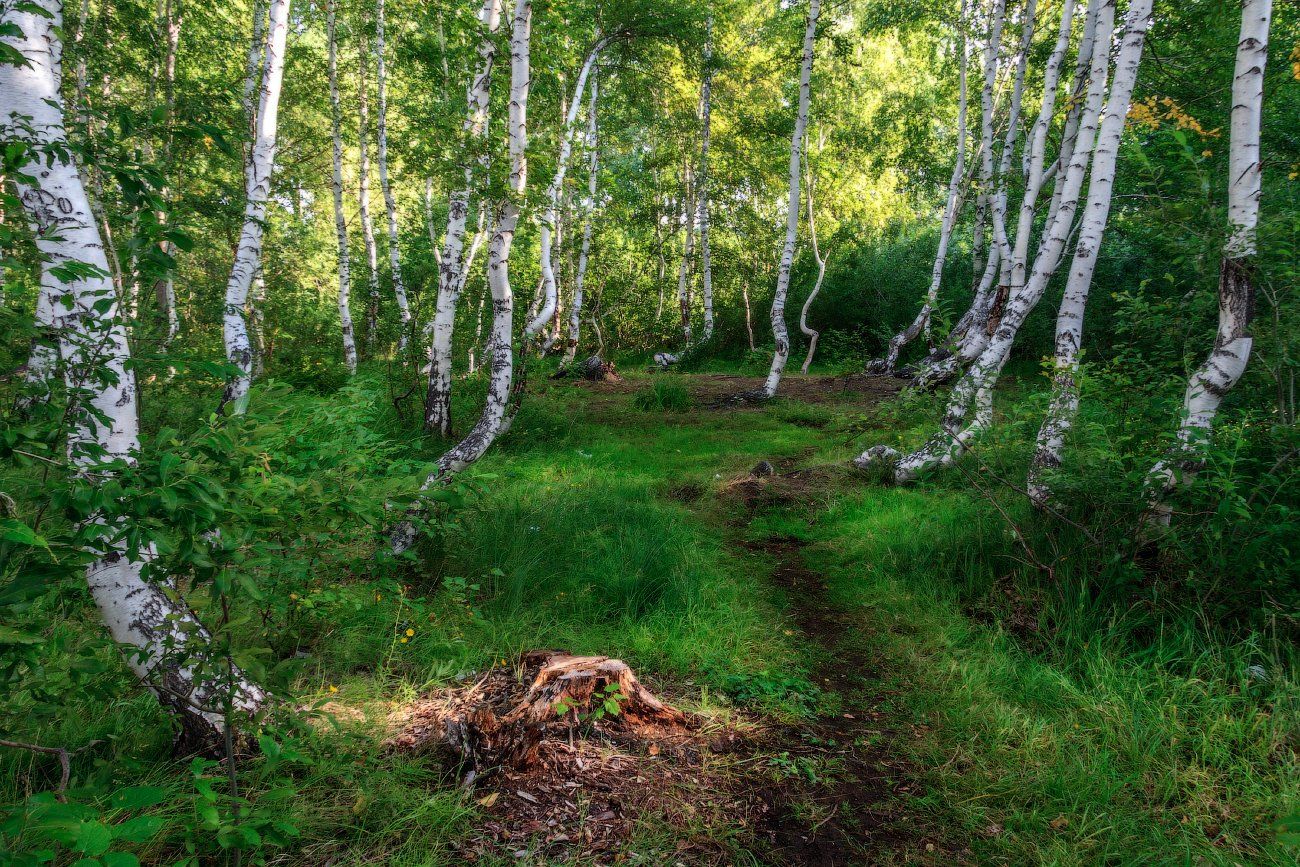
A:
[632,378,693,412]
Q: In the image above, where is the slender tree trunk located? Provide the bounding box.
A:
[328,0,357,374]
[3,0,264,742]
[742,283,755,351]
[155,0,181,357]
[374,0,410,349]
[759,0,819,399]
[358,38,381,350]
[698,16,715,345]
[222,0,290,413]
[565,71,599,363]
[676,162,696,347]
[1145,0,1270,523]
[393,0,532,554]
[799,155,827,374]
[858,0,1117,481]
[425,0,501,436]
[524,35,609,344]
[869,0,970,375]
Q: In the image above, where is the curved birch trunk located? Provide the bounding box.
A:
[857,0,1117,482]
[759,0,819,399]
[698,17,715,345]
[798,156,827,374]
[1028,0,1152,505]
[868,0,969,375]
[391,0,532,554]
[425,0,501,436]
[374,0,410,349]
[524,36,609,343]
[328,0,357,374]
[221,0,290,414]
[3,0,264,743]
[1144,0,1270,524]
[358,40,381,349]
[565,71,599,364]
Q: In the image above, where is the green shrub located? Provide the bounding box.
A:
[633,379,692,413]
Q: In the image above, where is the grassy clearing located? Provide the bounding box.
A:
[3,369,1295,864]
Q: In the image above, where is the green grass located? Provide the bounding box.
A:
[2,368,1295,865]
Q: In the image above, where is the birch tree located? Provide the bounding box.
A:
[391,0,533,555]
[697,15,715,345]
[798,150,827,374]
[757,0,819,400]
[1145,0,1271,524]
[357,37,382,347]
[221,0,291,413]
[523,34,610,345]
[1027,0,1154,505]
[856,0,1120,481]
[425,0,502,437]
[373,0,411,348]
[866,0,969,376]
[328,0,358,374]
[675,163,696,347]
[565,69,600,364]
[2,0,264,742]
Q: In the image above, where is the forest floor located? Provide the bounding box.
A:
[5,368,1294,866]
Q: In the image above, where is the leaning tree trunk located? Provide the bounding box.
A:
[221,0,290,414]
[1144,0,1270,525]
[391,0,532,555]
[799,151,828,374]
[2,0,264,745]
[357,38,382,350]
[524,35,609,345]
[698,16,715,345]
[565,70,599,364]
[374,0,410,350]
[856,0,1118,482]
[425,0,501,436]
[328,0,358,374]
[1027,0,1152,505]
[759,0,819,400]
[868,0,970,376]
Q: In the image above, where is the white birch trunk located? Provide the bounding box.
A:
[3,0,264,741]
[1145,0,1270,524]
[760,0,819,399]
[358,40,381,349]
[869,0,970,375]
[798,155,826,374]
[373,0,410,349]
[1028,0,1152,504]
[524,36,609,343]
[698,16,715,345]
[222,0,290,413]
[565,71,599,364]
[328,0,357,374]
[858,0,1117,481]
[392,0,532,554]
[425,0,501,436]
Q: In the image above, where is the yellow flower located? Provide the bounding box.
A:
[328,685,339,694]
[289,592,300,600]
[405,628,415,637]
[400,637,409,644]
[1201,149,1213,158]
[1290,172,1298,181]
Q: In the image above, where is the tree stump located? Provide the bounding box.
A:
[438,651,688,773]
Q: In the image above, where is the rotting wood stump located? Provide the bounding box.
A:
[392,650,690,777]
[552,355,622,382]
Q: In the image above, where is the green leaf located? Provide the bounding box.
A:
[108,786,166,811]
[73,820,112,855]
[0,518,49,548]
[102,853,142,867]
[111,815,163,843]
[0,625,44,645]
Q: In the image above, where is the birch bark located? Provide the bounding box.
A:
[392,0,532,554]
[425,0,502,436]
[798,154,826,374]
[676,163,696,347]
[1145,0,1271,523]
[221,0,290,413]
[698,16,715,345]
[358,39,381,349]
[565,71,599,363]
[759,0,819,399]
[328,0,358,374]
[1028,0,1153,504]
[3,0,264,741]
[374,0,410,348]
